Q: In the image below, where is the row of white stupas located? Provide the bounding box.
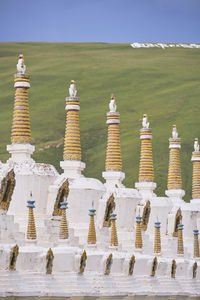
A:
[131,42,200,49]
[1,55,200,299]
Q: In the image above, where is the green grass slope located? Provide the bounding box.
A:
[0,42,200,200]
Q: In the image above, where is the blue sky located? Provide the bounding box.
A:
[0,0,200,43]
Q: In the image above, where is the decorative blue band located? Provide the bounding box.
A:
[27,200,35,208]
[110,213,117,220]
[27,204,35,208]
[136,216,142,222]
[110,213,117,218]
[155,222,161,228]
[60,202,68,209]
[88,209,96,216]
[177,224,184,230]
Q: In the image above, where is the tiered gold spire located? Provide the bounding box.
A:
[191,138,200,200]
[59,202,69,240]
[138,114,154,182]
[177,224,184,255]
[110,213,118,247]
[87,209,96,245]
[154,221,161,254]
[193,229,200,258]
[135,216,143,249]
[11,54,31,143]
[105,94,122,172]
[26,194,37,240]
[167,125,182,190]
[63,80,81,161]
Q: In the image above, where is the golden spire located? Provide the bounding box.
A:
[138,114,154,182]
[87,209,96,245]
[110,213,118,247]
[177,224,184,255]
[63,80,81,161]
[135,216,143,249]
[193,229,200,258]
[11,55,31,144]
[191,138,200,200]
[59,201,69,240]
[154,221,161,254]
[26,193,37,240]
[167,125,182,190]
[105,94,122,172]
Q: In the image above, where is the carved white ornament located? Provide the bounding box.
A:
[194,139,199,152]
[142,115,149,129]
[69,81,77,97]
[109,99,117,113]
[172,126,178,139]
[17,56,26,74]
[0,163,13,183]
[3,161,58,176]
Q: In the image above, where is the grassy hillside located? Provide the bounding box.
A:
[0,42,200,200]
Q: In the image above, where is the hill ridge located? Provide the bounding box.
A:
[0,42,200,201]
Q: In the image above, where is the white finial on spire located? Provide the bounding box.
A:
[194,138,199,152]
[109,94,117,112]
[142,114,149,129]
[172,125,178,139]
[17,54,26,74]
[69,80,77,97]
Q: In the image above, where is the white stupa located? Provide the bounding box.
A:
[0,56,200,299]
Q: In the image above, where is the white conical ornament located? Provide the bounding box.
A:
[194,138,199,152]
[172,125,178,139]
[69,80,77,97]
[142,114,149,129]
[109,94,117,112]
[16,54,26,74]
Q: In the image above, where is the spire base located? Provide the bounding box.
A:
[165,189,185,200]
[102,171,125,189]
[7,143,35,163]
[58,239,69,245]
[177,253,184,257]
[86,243,97,249]
[25,239,37,244]
[154,252,162,256]
[135,182,156,203]
[109,245,118,250]
[134,248,143,253]
[60,160,85,180]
